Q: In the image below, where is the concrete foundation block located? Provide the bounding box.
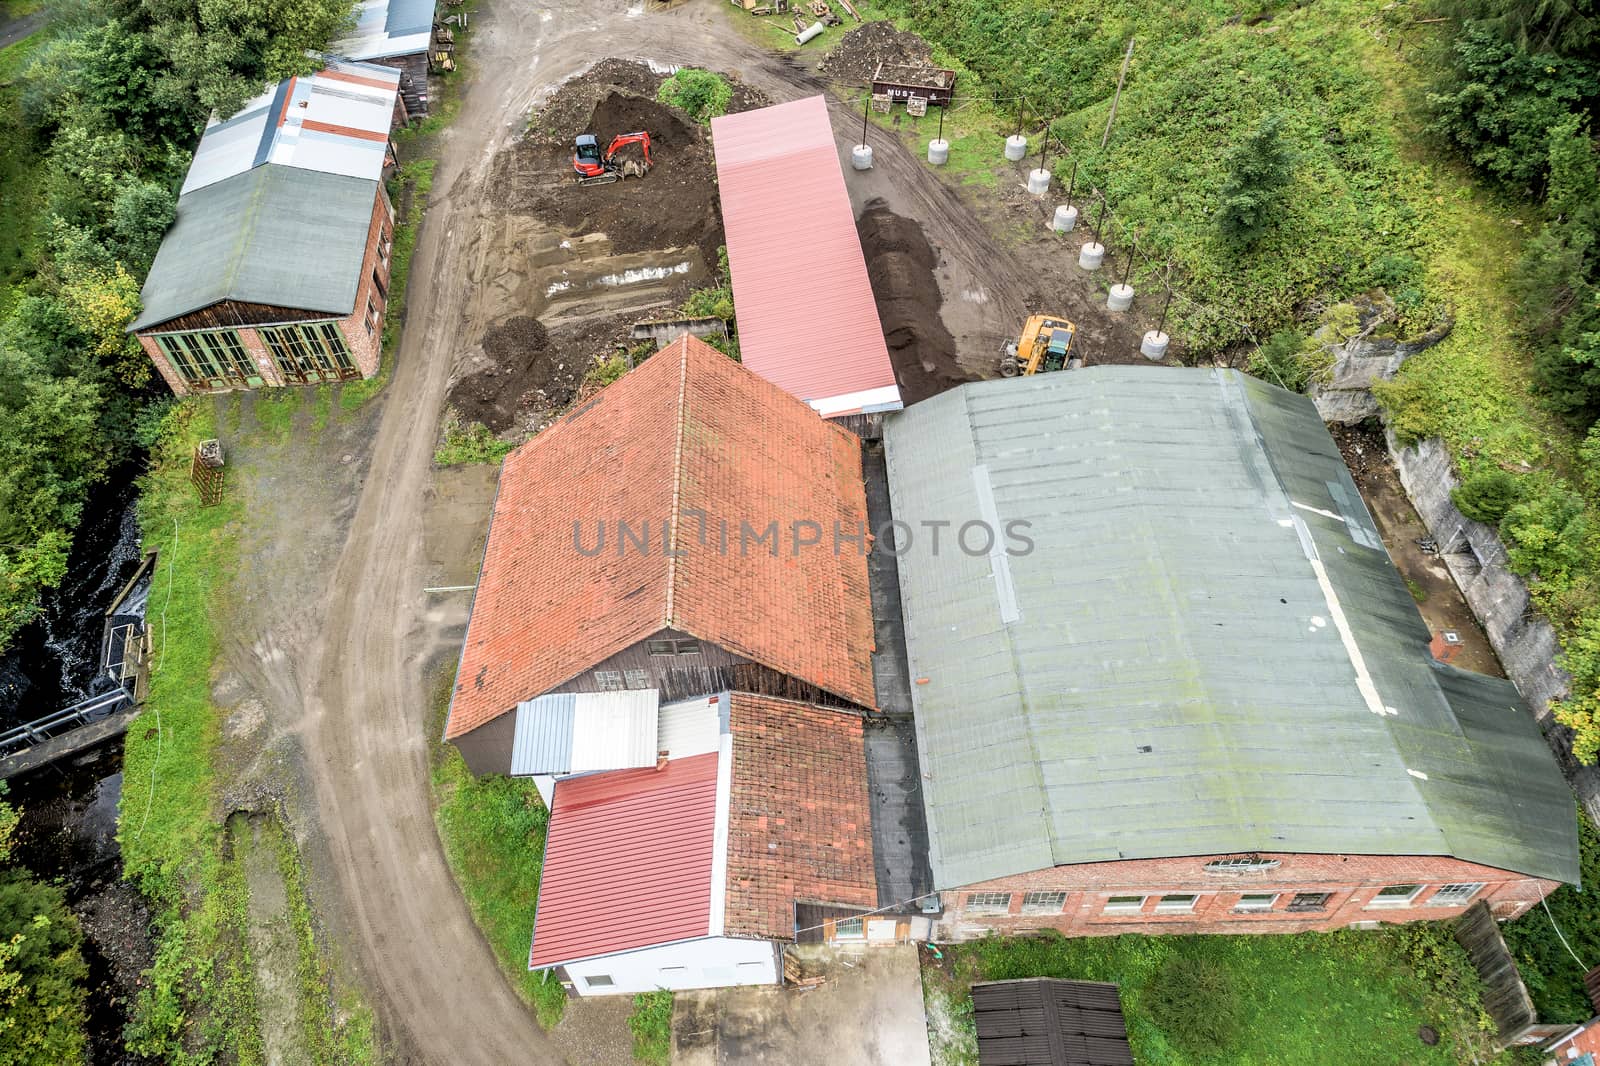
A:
[1004,135,1027,162]
[1140,330,1170,361]
[851,144,873,171]
[927,139,949,165]
[1052,205,1078,233]
[1078,242,1105,271]
[1026,168,1051,195]
[1107,283,1134,311]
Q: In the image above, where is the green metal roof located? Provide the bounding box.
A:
[131,166,377,331]
[884,367,1578,888]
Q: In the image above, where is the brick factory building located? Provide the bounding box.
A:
[130,62,401,395]
[443,335,877,776]
[884,367,1578,937]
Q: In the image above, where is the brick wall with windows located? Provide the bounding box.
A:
[934,852,1561,939]
[336,182,395,379]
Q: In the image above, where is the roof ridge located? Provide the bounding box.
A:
[663,335,690,628]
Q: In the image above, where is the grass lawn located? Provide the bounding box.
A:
[120,399,375,1063]
[924,925,1513,1066]
[428,672,567,1029]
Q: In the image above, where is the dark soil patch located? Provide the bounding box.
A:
[819,21,934,84]
[494,61,769,265]
[450,314,640,433]
[856,198,976,404]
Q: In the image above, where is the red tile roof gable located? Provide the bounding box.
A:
[446,335,876,740]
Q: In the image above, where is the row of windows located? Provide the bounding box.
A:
[153,323,359,389]
[964,883,1487,917]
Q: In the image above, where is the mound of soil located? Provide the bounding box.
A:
[820,21,934,84]
[494,61,768,264]
[450,315,639,433]
[856,199,976,404]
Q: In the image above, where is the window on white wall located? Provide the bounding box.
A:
[584,975,614,989]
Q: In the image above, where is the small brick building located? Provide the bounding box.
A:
[444,335,877,775]
[528,692,876,995]
[885,368,1579,938]
[130,62,401,395]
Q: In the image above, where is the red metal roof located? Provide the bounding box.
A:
[445,335,876,740]
[529,752,720,968]
[712,96,901,417]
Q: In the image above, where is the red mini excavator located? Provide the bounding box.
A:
[571,131,654,186]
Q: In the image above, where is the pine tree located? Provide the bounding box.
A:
[1214,114,1295,249]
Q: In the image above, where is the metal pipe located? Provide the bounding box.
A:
[1093,198,1107,245]
[861,90,870,147]
[1120,240,1136,285]
[936,104,944,142]
[1037,122,1050,173]
[1065,160,1077,201]
[1156,289,1174,335]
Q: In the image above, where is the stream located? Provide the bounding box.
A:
[1,466,157,1064]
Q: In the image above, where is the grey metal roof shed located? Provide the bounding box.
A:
[884,367,1578,889]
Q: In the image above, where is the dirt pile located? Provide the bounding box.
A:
[449,315,646,433]
[493,61,772,262]
[856,199,976,404]
[819,21,935,84]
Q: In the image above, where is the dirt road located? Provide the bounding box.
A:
[218,3,1104,1062]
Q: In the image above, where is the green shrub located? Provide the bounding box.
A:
[1247,329,1313,392]
[1214,114,1295,250]
[628,990,674,1065]
[657,68,732,124]
[1144,953,1243,1054]
[1452,467,1523,524]
[1503,807,1600,1022]
[1501,480,1590,587]
[435,415,516,466]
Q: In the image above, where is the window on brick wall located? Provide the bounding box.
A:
[1102,895,1146,914]
[372,268,387,302]
[1204,857,1281,874]
[1235,893,1278,912]
[366,298,378,334]
[1431,883,1484,906]
[965,892,1012,915]
[1368,884,1423,908]
[153,329,258,389]
[1021,891,1067,915]
[378,227,391,266]
[593,669,624,691]
[1287,892,1332,912]
[1155,894,1198,913]
[259,322,359,383]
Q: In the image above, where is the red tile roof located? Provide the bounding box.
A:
[724,695,878,939]
[529,753,719,968]
[712,97,901,417]
[446,335,876,740]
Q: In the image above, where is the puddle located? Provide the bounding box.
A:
[596,262,691,286]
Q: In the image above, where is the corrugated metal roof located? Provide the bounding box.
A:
[131,167,377,331]
[658,694,726,760]
[711,97,902,417]
[971,980,1132,1066]
[529,753,720,968]
[181,61,399,196]
[509,690,663,776]
[885,367,1579,887]
[511,693,575,775]
[333,0,434,61]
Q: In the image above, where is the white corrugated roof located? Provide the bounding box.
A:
[657,693,725,760]
[333,0,434,61]
[181,61,400,196]
[570,691,661,773]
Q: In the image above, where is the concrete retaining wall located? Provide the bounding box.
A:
[1312,316,1452,424]
[1387,431,1600,820]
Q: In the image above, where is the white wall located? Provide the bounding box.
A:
[562,936,779,996]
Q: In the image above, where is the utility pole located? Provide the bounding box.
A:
[1101,39,1135,149]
